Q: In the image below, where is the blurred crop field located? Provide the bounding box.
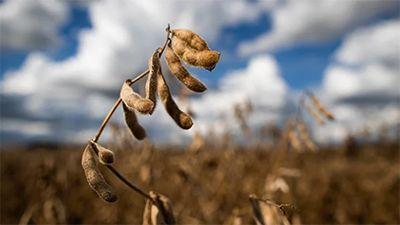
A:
[1,140,399,224]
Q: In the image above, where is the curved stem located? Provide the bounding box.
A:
[106,165,153,200]
[93,25,171,142]
[89,25,172,202]
[92,70,149,142]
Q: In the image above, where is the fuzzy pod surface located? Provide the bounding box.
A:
[165,45,206,92]
[90,141,115,165]
[157,72,193,129]
[122,102,147,140]
[171,29,209,51]
[145,50,161,114]
[81,143,117,202]
[171,38,220,71]
[120,81,154,114]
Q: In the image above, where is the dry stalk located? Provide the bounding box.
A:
[81,24,221,218]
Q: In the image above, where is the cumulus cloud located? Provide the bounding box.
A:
[314,19,400,142]
[335,19,400,69]
[239,0,399,55]
[0,0,267,144]
[0,0,68,50]
[191,55,289,136]
[1,0,398,145]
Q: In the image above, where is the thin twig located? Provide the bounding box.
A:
[92,70,148,142]
[106,165,153,200]
[93,25,171,142]
[89,24,172,203]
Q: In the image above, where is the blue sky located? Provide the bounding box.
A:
[0,0,399,145]
[1,4,92,75]
[1,2,396,89]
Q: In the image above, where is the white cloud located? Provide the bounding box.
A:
[0,0,68,50]
[2,0,398,145]
[335,19,400,68]
[323,64,399,101]
[314,19,400,143]
[239,0,398,55]
[192,55,288,135]
[0,0,267,144]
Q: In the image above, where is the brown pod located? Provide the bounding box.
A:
[297,122,318,151]
[145,50,160,114]
[171,38,220,71]
[90,141,115,165]
[81,143,117,202]
[120,81,154,114]
[288,129,302,152]
[157,72,193,129]
[165,45,207,92]
[171,29,209,51]
[150,191,176,224]
[122,102,146,140]
[305,104,325,125]
[142,197,153,225]
[249,194,290,225]
[182,49,220,71]
[309,94,335,121]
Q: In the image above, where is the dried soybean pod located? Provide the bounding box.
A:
[309,94,335,121]
[145,49,160,114]
[305,104,325,125]
[122,102,146,140]
[149,191,176,224]
[297,122,318,151]
[249,195,290,225]
[90,141,115,165]
[157,73,193,129]
[165,45,207,92]
[171,29,209,51]
[181,49,220,71]
[142,197,153,225]
[120,81,154,114]
[171,38,220,71]
[81,143,117,202]
[249,194,266,225]
[288,129,302,152]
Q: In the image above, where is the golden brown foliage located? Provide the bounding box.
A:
[2,144,399,224]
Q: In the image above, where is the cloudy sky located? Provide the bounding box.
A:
[0,0,399,145]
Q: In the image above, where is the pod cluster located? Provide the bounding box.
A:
[82,28,220,203]
[120,29,220,136]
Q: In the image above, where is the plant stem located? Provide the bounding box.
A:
[92,25,171,142]
[89,25,172,202]
[92,70,149,142]
[106,165,152,200]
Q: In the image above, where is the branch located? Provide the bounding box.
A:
[89,25,172,202]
